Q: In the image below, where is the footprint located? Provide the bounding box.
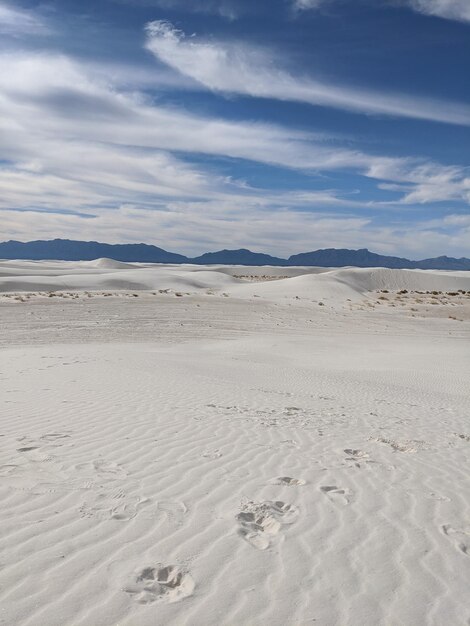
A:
[156,501,187,526]
[79,493,148,521]
[372,437,426,453]
[75,460,127,481]
[425,492,451,502]
[124,564,194,604]
[344,449,371,468]
[111,499,149,521]
[320,485,353,505]
[236,500,299,550]
[441,524,470,557]
[344,449,369,459]
[202,449,222,459]
[271,476,306,486]
[40,433,71,444]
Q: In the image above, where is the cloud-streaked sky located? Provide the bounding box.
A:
[0,0,469,257]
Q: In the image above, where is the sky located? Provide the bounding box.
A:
[0,0,469,258]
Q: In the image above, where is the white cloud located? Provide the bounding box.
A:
[405,0,470,23]
[292,0,330,11]
[145,21,470,126]
[0,2,49,36]
[5,51,468,205]
[292,0,470,22]
[368,161,470,204]
[3,204,470,259]
[113,0,240,20]
[0,49,469,257]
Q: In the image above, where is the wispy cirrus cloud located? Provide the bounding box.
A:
[292,0,470,22]
[291,0,332,11]
[403,0,470,23]
[3,50,468,207]
[145,21,470,126]
[113,0,241,20]
[372,162,470,205]
[0,1,50,37]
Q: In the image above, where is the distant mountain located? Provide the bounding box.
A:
[0,239,469,270]
[191,248,286,266]
[415,256,470,271]
[0,239,187,264]
[288,248,416,269]
[288,248,470,270]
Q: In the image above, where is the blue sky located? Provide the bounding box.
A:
[0,0,469,257]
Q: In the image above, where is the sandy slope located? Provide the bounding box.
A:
[0,261,469,626]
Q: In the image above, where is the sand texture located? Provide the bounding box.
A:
[0,261,469,626]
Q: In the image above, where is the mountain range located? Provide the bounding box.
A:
[1,239,469,270]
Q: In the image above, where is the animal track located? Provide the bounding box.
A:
[236,500,299,550]
[124,565,194,604]
[442,524,470,557]
[320,485,353,505]
[271,476,306,486]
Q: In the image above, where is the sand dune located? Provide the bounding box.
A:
[1,259,469,298]
[0,260,469,625]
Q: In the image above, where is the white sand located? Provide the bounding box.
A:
[0,260,469,626]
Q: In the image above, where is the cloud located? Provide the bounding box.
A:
[368,162,470,205]
[291,0,331,11]
[0,2,49,36]
[145,21,470,126]
[0,49,469,257]
[113,0,241,20]
[2,203,470,259]
[292,0,470,22]
[404,0,470,23]
[5,50,469,204]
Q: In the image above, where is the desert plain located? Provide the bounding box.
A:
[0,259,469,626]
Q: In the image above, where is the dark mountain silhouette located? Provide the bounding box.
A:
[0,239,469,270]
[414,256,470,271]
[191,249,285,266]
[289,249,470,269]
[288,248,416,269]
[0,239,187,264]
